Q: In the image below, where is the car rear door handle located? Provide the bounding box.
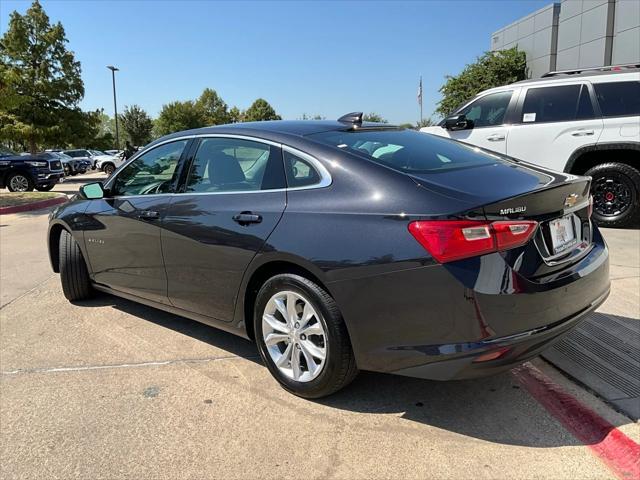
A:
[137,210,159,220]
[486,134,506,142]
[571,129,595,136]
[232,212,262,225]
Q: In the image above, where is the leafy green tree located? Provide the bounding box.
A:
[363,113,387,123]
[228,106,242,123]
[436,47,527,117]
[120,104,153,146]
[243,98,281,122]
[299,113,325,120]
[0,0,85,153]
[398,123,414,129]
[196,88,230,125]
[155,100,205,136]
[416,118,435,128]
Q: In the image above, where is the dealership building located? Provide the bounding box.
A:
[491,0,640,77]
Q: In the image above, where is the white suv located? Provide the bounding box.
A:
[421,65,640,228]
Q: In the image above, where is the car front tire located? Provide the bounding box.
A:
[6,172,34,192]
[59,229,94,301]
[587,162,640,228]
[103,163,116,176]
[254,274,358,398]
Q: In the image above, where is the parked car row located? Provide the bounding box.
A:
[0,148,65,192]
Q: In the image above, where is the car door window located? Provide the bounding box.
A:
[521,85,585,123]
[457,91,513,128]
[111,140,187,196]
[184,137,285,193]
[283,151,321,187]
[594,81,640,117]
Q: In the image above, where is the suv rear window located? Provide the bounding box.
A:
[594,81,640,117]
[308,129,501,174]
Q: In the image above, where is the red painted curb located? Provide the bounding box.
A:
[0,195,68,215]
[512,363,640,480]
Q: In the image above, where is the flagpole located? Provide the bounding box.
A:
[418,75,423,125]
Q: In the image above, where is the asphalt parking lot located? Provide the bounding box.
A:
[0,173,638,479]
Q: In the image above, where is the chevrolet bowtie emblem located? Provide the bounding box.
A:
[564,193,579,208]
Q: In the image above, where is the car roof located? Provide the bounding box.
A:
[153,119,399,147]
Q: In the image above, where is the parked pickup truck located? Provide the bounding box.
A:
[0,149,65,192]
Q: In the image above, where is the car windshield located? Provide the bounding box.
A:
[91,150,106,156]
[308,128,502,173]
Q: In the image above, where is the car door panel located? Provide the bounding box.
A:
[83,195,174,304]
[162,191,286,320]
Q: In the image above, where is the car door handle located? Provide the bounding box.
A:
[232,212,262,225]
[571,129,595,136]
[137,210,159,220]
[486,134,506,142]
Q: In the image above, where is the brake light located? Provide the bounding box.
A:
[408,220,538,263]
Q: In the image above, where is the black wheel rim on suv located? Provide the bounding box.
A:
[592,171,633,218]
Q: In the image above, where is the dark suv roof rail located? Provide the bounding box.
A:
[541,63,640,78]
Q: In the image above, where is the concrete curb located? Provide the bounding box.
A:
[0,194,68,215]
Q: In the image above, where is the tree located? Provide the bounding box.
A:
[436,47,527,117]
[0,1,85,153]
[299,113,325,120]
[243,98,281,122]
[120,104,153,146]
[416,118,435,128]
[155,100,205,136]
[363,113,387,123]
[196,88,230,125]
[228,106,242,123]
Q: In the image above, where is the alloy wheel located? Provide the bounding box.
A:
[9,175,30,192]
[262,291,327,382]
[592,172,633,218]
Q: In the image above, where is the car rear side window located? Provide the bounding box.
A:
[594,81,640,117]
[521,84,592,123]
[283,151,322,188]
[184,138,285,193]
[309,129,501,174]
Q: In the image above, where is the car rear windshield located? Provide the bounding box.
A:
[308,129,502,173]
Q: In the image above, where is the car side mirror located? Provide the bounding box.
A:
[80,182,105,199]
[444,114,472,131]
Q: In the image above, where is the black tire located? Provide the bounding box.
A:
[59,229,93,301]
[35,184,55,192]
[586,162,640,228]
[103,163,116,176]
[254,274,358,398]
[6,172,34,192]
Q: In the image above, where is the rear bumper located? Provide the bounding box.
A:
[393,287,609,380]
[330,226,610,379]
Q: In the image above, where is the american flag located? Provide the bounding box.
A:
[417,76,423,106]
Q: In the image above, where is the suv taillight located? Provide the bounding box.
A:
[408,220,538,263]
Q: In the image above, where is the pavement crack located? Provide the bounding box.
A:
[1,354,259,376]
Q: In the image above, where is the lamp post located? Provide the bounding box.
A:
[106,65,120,149]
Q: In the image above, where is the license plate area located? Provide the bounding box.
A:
[549,215,578,255]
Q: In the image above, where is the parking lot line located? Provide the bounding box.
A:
[513,362,640,480]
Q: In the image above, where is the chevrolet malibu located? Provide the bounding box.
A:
[48,114,610,398]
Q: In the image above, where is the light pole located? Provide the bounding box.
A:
[106,65,120,149]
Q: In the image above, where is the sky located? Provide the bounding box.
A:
[0,0,552,124]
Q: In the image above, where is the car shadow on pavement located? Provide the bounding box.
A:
[78,292,630,449]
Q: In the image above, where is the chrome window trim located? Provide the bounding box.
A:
[105,133,332,199]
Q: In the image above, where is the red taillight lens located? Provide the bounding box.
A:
[409,220,538,263]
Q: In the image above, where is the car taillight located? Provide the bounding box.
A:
[408,220,538,263]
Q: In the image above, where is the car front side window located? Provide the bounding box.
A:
[111,140,187,197]
[457,91,513,128]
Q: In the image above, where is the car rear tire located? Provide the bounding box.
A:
[254,274,358,398]
[103,163,116,176]
[6,172,34,192]
[59,229,94,301]
[587,162,640,228]
[35,184,55,192]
